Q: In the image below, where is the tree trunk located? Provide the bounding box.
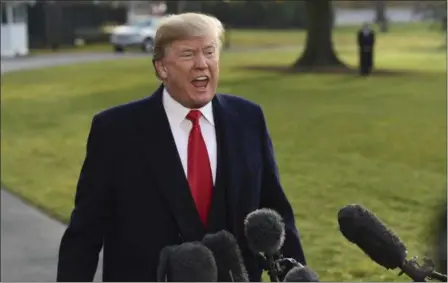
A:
[292,0,346,69]
[177,0,186,13]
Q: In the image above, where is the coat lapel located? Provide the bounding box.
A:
[212,95,244,237]
[137,85,205,242]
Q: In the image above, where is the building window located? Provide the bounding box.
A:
[1,2,7,24]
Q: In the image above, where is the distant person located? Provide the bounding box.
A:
[56,12,306,282]
[357,23,375,75]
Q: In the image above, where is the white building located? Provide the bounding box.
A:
[1,1,35,57]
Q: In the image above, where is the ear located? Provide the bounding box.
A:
[154,59,168,80]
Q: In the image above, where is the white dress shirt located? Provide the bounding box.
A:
[362,27,371,36]
[162,88,217,184]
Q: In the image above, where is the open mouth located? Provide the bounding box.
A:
[191,76,209,89]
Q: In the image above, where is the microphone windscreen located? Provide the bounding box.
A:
[244,208,285,255]
[337,204,407,270]
[283,266,319,282]
[157,245,177,282]
[435,205,447,274]
[202,230,249,282]
[164,242,218,282]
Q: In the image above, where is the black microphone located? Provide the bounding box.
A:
[244,208,309,282]
[244,208,285,281]
[283,266,320,282]
[338,204,447,282]
[434,204,447,275]
[244,208,286,256]
[202,230,249,282]
[157,241,218,282]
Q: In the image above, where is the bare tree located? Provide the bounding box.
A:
[292,0,346,69]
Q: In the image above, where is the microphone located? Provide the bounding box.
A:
[283,266,319,282]
[157,241,218,282]
[202,230,249,282]
[434,204,447,275]
[244,208,285,281]
[244,208,307,282]
[244,208,286,256]
[338,204,448,282]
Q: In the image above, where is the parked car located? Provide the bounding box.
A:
[110,17,162,53]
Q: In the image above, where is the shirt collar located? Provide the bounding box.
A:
[162,87,215,126]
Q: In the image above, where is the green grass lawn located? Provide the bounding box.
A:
[2,25,446,281]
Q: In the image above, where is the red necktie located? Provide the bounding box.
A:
[186,110,213,226]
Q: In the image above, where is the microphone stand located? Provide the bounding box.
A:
[260,253,303,282]
[398,256,447,282]
[258,253,280,282]
[267,254,280,282]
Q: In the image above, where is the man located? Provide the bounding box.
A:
[57,13,306,282]
[357,23,375,75]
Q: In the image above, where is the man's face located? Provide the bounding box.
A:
[156,36,220,108]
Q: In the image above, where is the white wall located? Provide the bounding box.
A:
[1,3,29,57]
[334,7,423,26]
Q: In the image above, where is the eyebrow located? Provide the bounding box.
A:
[178,45,216,52]
[179,48,195,52]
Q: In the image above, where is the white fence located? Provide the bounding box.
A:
[334,7,424,26]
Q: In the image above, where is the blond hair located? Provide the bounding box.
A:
[152,12,225,61]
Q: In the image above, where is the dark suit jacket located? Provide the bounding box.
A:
[57,84,306,282]
[357,30,375,50]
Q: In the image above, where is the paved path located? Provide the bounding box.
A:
[1,52,147,73]
[1,190,103,281]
